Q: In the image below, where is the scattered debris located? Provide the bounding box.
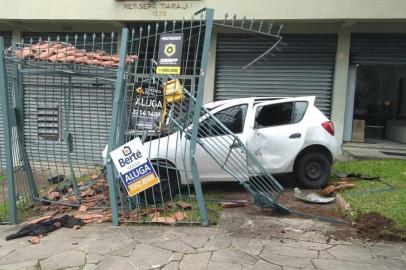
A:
[78,205,88,213]
[30,236,42,245]
[320,185,336,196]
[39,205,51,211]
[219,200,250,208]
[176,201,192,210]
[174,211,187,222]
[294,188,335,204]
[47,190,61,201]
[47,175,65,184]
[320,182,356,196]
[335,194,351,213]
[29,215,53,224]
[151,214,176,225]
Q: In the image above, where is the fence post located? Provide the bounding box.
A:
[13,61,39,199]
[0,37,17,224]
[189,8,215,226]
[106,28,129,226]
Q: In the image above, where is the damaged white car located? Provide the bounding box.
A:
[104,96,341,200]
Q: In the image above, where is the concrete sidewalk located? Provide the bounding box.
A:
[1,214,406,270]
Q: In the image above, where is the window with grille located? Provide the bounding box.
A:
[37,105,61,141]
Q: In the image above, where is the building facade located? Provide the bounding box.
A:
[1,0,406,145]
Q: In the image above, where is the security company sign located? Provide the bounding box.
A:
[157,33,183,74]
[110,138,160,197]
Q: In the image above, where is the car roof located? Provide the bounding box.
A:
[204,96,315,109]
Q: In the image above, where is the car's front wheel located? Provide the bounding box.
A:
[144,164,179,204]
[294,152,331,188]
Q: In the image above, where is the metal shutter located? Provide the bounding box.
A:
[215,34,337,116]
[0,31,12,48]
[351,34,406,65]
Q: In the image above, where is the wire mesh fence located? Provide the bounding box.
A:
[1,8,287,225]
[104,10,214,225]
[0,8,215,225]
[0,39,30,224]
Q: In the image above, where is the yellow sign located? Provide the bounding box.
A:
[156,66,181,75]
[127,173,160,197]
[164,79,184,103]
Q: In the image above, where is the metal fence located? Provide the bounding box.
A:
[0,8,287,225]
[0,8,216,225]
[105,9,215,225]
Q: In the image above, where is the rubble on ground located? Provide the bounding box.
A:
[320,177,356,196]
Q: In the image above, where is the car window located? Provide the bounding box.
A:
[255,101,307,128]
[292,101,308,123]
[198,104,248,137]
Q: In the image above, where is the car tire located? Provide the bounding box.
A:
[145,165,178,204]
[294,152,331,189]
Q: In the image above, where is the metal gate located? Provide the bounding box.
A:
[1,8,290,225]
[1,37,34,224]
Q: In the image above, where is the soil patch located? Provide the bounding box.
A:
[354,212,406,241]
[276,189,345,220]
[207,183,347,222]
[329,212,406,242]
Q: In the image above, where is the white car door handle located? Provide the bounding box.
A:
[289,133,301,139]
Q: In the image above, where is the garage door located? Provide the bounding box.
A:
[351,33,406,65]
[0,31,12,48]
[215,34,337,116]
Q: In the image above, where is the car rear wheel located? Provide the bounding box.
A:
[145,165,178,204]
[294,152,331,188]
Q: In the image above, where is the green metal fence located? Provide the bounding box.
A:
[0,8,288,225]
[0,8,215,225]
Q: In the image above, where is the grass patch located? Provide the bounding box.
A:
[131,192,224,225]
[0,173,6,182]
[184,192,224,225]
[0,200,35,223]
[333,159,406,228]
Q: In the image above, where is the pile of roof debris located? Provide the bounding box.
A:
[41,172,191,225]
[12,42,137,67]
[41,172,110,212]
[320,180,356,197]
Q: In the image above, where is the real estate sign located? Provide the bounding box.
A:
[131,84,164,131]
[110,137,160,197]
[157,33,183,75]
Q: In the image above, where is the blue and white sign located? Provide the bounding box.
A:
[110,138,160,197]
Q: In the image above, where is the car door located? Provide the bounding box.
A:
[247,99,309,174]
[185,103,249,182]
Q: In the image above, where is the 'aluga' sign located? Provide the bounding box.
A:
[110,137,160,196]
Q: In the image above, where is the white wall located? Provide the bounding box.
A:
[2,0,406,21]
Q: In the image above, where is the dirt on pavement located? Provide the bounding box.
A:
[204,181,406,242]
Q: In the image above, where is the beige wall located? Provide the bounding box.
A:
[2,0,406,21]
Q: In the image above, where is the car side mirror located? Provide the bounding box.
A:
[254,121,259,129]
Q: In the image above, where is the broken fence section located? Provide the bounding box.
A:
[0,8,290,225]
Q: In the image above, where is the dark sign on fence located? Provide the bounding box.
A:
[131,83,164,131]
[157,33,183,75]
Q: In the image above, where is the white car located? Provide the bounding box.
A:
[105,96,341,201]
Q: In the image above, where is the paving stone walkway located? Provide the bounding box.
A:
[1,213,406,270]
